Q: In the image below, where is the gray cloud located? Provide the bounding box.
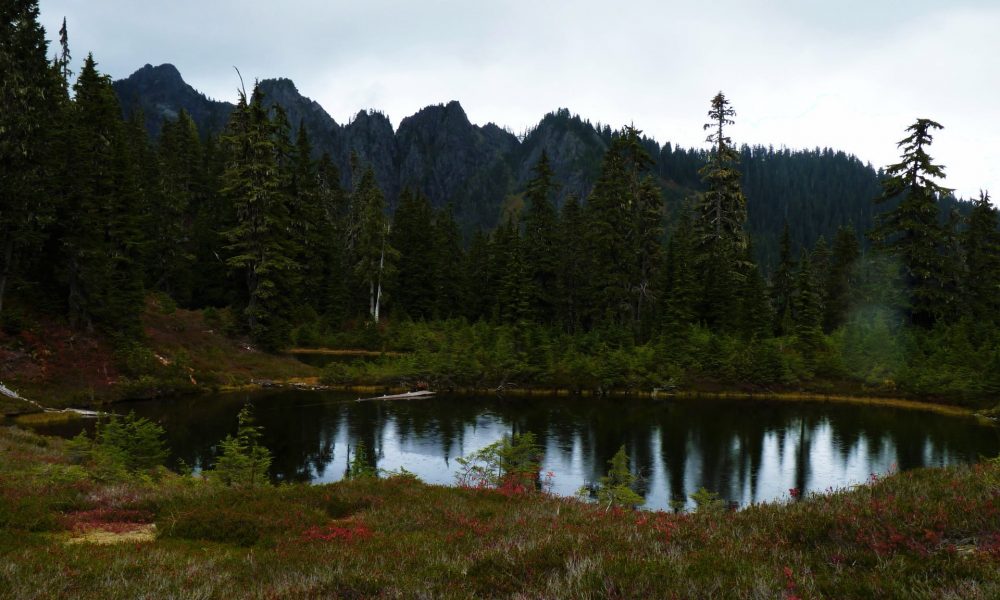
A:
[40,0,999,198]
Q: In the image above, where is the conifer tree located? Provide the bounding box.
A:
[871,118,952,327]
[464,229,494,322]
[212,404,273,488]
[660,203,699,333]
[693,92,750,332]
[0,0,60,317]
[494,218,531,324]
[314,152,349,324]
[823,225,860,331]
[584,126,661,332]
[738,247,773,340]
[222,83,297,349]
[770,222,796,335]
[431,205,464,319]
[152,110,201,302]
[56,16,70,84]
[390,189,436,319]
[62,54,145,336]
[811,235,831,295]
[188,132,234,308]
[348,166,395,322]
[522,152,560,322]
[286,122,329,318]
[596,446,644,510]
[555,196,587,333]
[793,253,824,354]
[961,191,1000,324]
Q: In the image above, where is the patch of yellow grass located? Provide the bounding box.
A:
[14,411,82,426]
[65,524,156,545]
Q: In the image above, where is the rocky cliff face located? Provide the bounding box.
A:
[515,109,609,208]
[112,64,556,230]
[113,64,232,139]
[256,78,339,158]
[111,65,674,233]
[396,101,518,227]
[338,110,399,203]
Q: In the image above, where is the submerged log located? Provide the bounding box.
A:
[356,390,436,402]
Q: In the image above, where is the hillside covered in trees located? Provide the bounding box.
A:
[3,6,1000,404]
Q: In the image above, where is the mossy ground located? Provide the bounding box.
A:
[1,426,998,599]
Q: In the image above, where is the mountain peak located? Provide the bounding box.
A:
[259,77,299,94]
[128,63,183,84]
[114,63,232,138]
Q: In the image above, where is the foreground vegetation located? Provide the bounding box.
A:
[1,424,999,598]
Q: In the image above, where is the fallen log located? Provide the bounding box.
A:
[356,390,436,402]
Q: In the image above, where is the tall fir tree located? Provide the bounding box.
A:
[660,203,699,334]
[431,204,464,319]
[315,152,350,324]
[793,252,824,356]
[464,228,494,322]
[738,245,773,340]
[286,122,328,319]
[390,189,436,319]
[555,196,587,334]
[151,110,201,302]
[870,118,952,327]
[61,54,145,336]
[521,152,560,323]
[348,166,395,322]
[188,132,234,308]
[823,225,860,332]
[0,0,60,317]
[584,125,661,333]
[961,191,1000,324]
[770,222,796,336]
[221,83,298,349]
[492,218,531,324]
[693,92,750,332]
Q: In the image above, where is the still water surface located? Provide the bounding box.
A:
[34,391,1000,511]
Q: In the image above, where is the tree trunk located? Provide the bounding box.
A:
[374,238,385,323]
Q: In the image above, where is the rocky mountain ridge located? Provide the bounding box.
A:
[113,64,613,229]
[112,63,899,266]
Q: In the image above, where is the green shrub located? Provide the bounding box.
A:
[207,405,273,488]
[594,445,644,510]
[346,441,377,480]
[690,487,726,513]
[456,432,541,489]
[69,412,168,479]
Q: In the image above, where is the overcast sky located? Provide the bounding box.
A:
[39,0,1000,200]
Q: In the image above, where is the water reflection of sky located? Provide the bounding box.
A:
[262,397,998,511]
[29,392,1000,512]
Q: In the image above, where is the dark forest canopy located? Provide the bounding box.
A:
[3,5,1000,400]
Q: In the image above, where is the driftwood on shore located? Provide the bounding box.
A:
[356,390,436,402]
[1,381,107,418]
